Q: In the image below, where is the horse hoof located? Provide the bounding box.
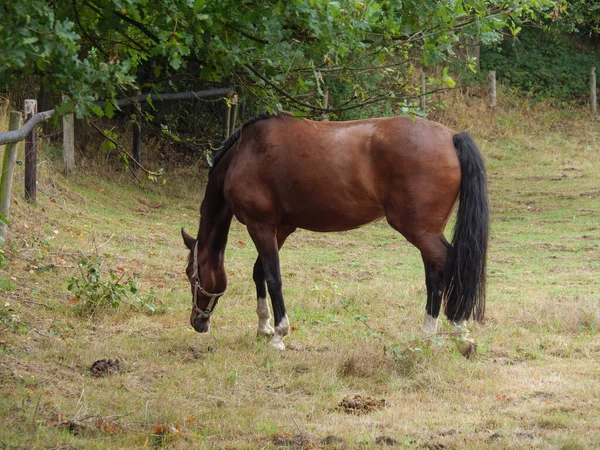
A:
[456,339,477,360]
[269,339,285,351]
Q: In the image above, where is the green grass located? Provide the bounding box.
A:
[1,96,600,448]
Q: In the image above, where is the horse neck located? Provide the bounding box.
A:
[197,174,233,272]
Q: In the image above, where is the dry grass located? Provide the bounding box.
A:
[1,92,600,449]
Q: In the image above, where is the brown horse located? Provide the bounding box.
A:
[182,112,488,350]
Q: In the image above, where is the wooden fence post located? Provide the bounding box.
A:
[24,99,38,203]
[591,67,597,115]
[224,103,231,139]
[420,73,427,113]
[0,111,22,239]
[230,94,239,135]
[321,87,330,121]
[132,100,142,168]
[62,95,75,176]
[489,71,497,108]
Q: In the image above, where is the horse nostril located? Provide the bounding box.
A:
[192,317,210,333]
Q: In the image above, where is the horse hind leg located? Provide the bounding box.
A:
[416,234,477,356]
[415,235,450,336]
[423,259,444,335]
[390,211,478,357]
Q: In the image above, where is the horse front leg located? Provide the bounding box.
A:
[251,225,296,339]
[247,224,290,350]
[253,256,275,337]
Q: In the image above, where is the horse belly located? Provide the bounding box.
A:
[279,183,384,232]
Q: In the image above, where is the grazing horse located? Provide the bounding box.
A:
[182,112,488,350]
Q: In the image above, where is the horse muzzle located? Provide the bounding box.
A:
[191,316,211,333]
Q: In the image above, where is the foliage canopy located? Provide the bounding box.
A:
[481,26,599,102]
[1,0,556,117]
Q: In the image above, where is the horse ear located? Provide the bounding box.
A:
[181,227,195,250]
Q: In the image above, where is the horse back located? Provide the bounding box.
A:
[223,113,461,232]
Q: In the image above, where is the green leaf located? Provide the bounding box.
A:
[104,100,116,119]
[88,103,104,117]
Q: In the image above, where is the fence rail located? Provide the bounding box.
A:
[0,87,234,226]
[0,88,233,146]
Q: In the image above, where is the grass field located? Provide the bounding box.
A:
[1,95,600,449]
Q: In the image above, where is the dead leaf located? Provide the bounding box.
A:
[69,297,80,304]
[153,423,181,436]
[97,418,120,434]
[97,188,105,193]
[238,240,246,246]
[50,198,56,203]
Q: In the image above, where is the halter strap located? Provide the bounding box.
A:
[191,241,226,319]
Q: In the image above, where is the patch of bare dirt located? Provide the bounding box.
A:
[321,435,347,448]
[167,345,213,362]
[90,359,121,377]
[375,435,400,446]
[274,432,312,449]
[337,394,386,415]
[286,343,329,353]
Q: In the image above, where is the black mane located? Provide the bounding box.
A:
[209,112,275,176]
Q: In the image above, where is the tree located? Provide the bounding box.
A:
[543,0,600,37]
[0,0,557,118]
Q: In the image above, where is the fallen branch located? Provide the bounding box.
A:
[20,299,54,310]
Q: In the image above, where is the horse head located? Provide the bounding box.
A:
[181,228,225,333]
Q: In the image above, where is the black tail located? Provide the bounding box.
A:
[443,132,489,322]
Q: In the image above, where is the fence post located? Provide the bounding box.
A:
[132,99,142,168]
[488,71,497,108]
[0,112,22,239]
[229,93,239,135]
[24,99,38,203]
[420,73,427,113]
[321,87,330,121]
[62,95,75,176]
[224,102,232,139]
[591,67,597,115]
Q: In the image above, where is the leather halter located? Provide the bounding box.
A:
[191,241,226,319]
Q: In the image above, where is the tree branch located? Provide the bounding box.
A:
[81,0,160,44]
[224,23,270,45]
[72,0,111,59]
[245,65,392,113]
[89,121,145,185]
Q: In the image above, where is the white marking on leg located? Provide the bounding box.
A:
[423,313,439,334]
[256,297,275,336]
[269,315,289,350]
